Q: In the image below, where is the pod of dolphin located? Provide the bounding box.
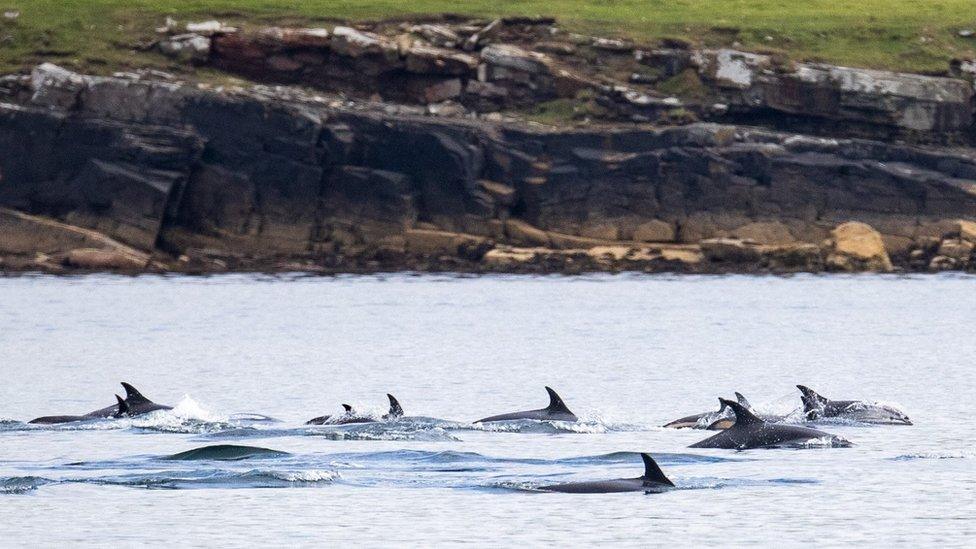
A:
[23,382,910,494]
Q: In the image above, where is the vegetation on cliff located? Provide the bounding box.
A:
[1,0,975,74]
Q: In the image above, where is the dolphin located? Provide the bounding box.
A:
[664,391,764,430]
[690,398,852,450]
[29,394,128,425]
[28,382,170,425]
[474,387,578,423]
[664,399,733,430]
[797,385,911,425]
[540,453,675,493]
[118,382,172,416]
[306,394,404,425]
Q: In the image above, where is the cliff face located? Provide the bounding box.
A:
[1,63,976,274]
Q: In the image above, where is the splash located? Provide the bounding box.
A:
[0,476,53,495]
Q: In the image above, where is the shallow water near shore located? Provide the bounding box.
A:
[0,273,974,546]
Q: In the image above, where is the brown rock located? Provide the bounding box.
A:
[937,238,974,261]
[483,246,540,267]
[633,220,676,242]
[957,219,976,242]
[476,180,517,207]
[505,219,551,246]
[700,238,763,263]
[824,221,893,272]
[63,248,148,271]
[404,229,489,255]
[580,222,619,241]
[764,244,823,270]
[928,255,958,271]
[731,221,796,245]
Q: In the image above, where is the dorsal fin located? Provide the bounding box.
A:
[121,382,152,405]
[719,398,764,426]
[544,386,573,414]
[341,404,353,412]
[640,453,675,486]
[114,394,129,417]
[735,392,753,410]
[796,385,828,414]
[387,394,403,418]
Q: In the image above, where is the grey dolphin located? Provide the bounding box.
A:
[474,387,578,423]
[690,398,852,450]
[29,394,128,425]
[540,453,675,493]
[797,385,911,425]
[665,392,760,430]
[306,394,404,425]
[118,382,172,416]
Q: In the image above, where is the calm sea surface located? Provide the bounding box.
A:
[0,273,973,547]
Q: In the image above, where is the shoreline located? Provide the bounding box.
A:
[1,15,975,276]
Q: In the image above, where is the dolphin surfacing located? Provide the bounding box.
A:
[690,398,852,450]
[797,385,911,425]
[475,387,578,423]
[306,394,404,425]
[540,453,675,494]
[664,399,733,430]
[28,386,155,425]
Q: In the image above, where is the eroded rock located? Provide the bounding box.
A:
[824,222,893,272]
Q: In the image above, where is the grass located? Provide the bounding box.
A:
[1,1,975,74]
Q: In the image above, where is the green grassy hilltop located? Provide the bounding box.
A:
[1,0,975,74]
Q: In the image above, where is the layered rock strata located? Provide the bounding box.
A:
[1,64,975,274]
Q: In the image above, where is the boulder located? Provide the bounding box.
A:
[62,248,149,271]
[633,220,676,242]
[158,33,212,63]
[694,49,771,90]
[824,222,893,272]
[404,229,490,255]
[185,20,237,36]
[30,63,85,109]
[936,238,974,262]
[956,220,976,242]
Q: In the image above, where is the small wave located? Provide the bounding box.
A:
[675,476,819,490]
[304,420,462,442]
[0,419,25,431]
[164,444,290,461]
[0,476,53,495]
[461,419,613,434]
[86,468,339,489]
[892,451,975,461]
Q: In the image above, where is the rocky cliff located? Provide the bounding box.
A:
[2,18,976,274]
